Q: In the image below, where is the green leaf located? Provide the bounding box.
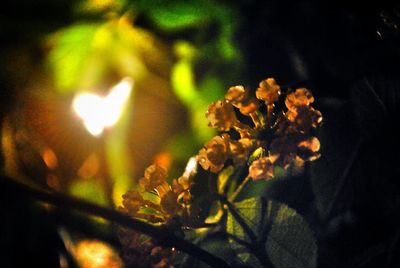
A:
[218,166,234,194]
[134,0,209,31]
[236,179,269,201]
[197,74,225,103]
[226,198,317,268]
[171,58,197,105]
[226,198,264,267]
[47,24,98,92]
[266,202,317,268]
[226,198,264,242]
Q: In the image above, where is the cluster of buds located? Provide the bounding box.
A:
[197,78,323,180]
[119,164,199,226]
[118,163,200,267]
[197,134,255,173]
[118,228,175,268]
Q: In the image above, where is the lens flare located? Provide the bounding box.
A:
[73,77,133,136]
[75,240,122,268]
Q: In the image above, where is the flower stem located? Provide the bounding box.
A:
[233,120,253,138]
[229,176,251,202]
[266,103,274,127]
[249,112,262,129]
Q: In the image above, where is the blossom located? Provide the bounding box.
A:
[150,246,174,268]
[297,136,321,161]
[286,106,322,132]
[119,229,174,268]
[256,78,281,103]
[271,134,321,166]
[172,176,192,203]
[139,164,167,191]
[118,163,198,267]
[225,85,248,106]
[160,191,180,216]
[270,135,300,167]
[229,138,254,165]
[273,114,298,136]
[285,88,314,110]
[225,85,260,116]
[206,100,237,131]
[197,134,230,173]
[120,190,144,216]
[199,78,322,180]
[172,176,191,194]
[248,157,274,180]
[237,97,260,115]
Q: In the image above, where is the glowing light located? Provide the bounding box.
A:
[75,240,122,268]
[42,148,58,170]
[154,152,172,169]
[73,77,133,136]
[183,156,198,177]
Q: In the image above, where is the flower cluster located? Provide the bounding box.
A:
[119,164,198,226]
[118,228,175,268]
[118,164,199,267]
[197,78,323,180]
[117,77,323,267]
[197,134,255,173]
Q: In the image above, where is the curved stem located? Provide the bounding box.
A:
[265,103,274,128]
[229,176,251,202]
[326,139,361,220]
[0,175,230,268]
[249,113,262,129]
[233,120,253,139]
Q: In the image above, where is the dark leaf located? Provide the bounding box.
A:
[226,198,317,268]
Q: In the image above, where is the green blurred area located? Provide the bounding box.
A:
[1,0,244,207]
[0,0,246,266]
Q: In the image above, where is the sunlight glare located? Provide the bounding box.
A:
[75,240,122,268]
[72,77,133,136]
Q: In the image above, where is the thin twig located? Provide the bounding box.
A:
[229,176,251,202]
[0,175,230,268]
[326,139,362,220]
[364,78,388,114]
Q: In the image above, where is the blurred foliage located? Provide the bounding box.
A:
[47,16,154,93]
[129,0,243,143]
[69,179,108,206]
